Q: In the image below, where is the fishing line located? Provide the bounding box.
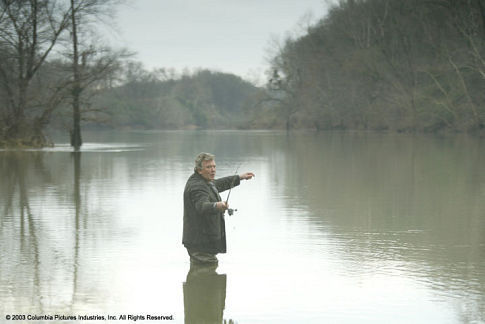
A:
[225,162,241,216]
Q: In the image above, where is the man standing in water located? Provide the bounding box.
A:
[183,152,255,265]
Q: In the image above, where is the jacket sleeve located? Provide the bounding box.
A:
[190,182,217,215]
[214,175,240,193]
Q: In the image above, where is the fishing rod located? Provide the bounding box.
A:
[225,163,241,216]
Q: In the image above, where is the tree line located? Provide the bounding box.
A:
[262,0,485,133]
[83,65,263,130]
[2,0,484,149]
[0,0,263,148]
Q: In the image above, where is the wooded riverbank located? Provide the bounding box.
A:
[2,0,484,148]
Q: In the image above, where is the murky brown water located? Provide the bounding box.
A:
[0,131,483,323]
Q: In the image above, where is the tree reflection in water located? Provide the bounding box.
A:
[71,151,82,311]
[0,151,89,313]
[0,152,48,311]
[1,132,482,322]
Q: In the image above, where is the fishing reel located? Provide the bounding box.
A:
[227,208,237,216]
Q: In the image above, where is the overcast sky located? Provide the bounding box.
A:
[107,0,333,83]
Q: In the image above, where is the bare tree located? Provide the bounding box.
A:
[0,0,71,146]
[66,0,129,150]
[265,0,485,133]
[0,0,128,147]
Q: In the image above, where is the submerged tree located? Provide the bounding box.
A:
[0,0,71,146]
[66,0,128,150]
[0,0,127,148]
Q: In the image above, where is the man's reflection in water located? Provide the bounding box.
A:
[183,263,227,324]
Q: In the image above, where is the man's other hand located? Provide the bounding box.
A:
[215,201,229,211]
[239,172,255,180]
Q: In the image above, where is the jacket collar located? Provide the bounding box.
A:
[194,171,213,184]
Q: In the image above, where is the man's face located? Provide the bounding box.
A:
[198,159,216,181]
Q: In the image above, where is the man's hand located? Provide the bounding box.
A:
[215,201,229,211]
[239,172,255,180]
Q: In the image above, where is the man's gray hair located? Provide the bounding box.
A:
[194,152,215,172]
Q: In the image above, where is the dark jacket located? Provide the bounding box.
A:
[182,172,240,254]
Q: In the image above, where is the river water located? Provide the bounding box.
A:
[0,131,483,323]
